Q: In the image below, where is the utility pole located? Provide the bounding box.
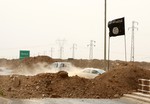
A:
[50,47,54,58]
[38,52,40,56]
[43,51,46,55]
[104,0,107,70]
[56,39,66,59]
[87,40,96,60]
[71,44,77,59]
[128,21,138,62]
[59,47,63,59]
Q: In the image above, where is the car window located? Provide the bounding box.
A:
[53,63,58,68]
[83,69,90,73]
[91,70,99,74]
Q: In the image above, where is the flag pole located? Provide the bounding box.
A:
[104,0,107,71]
[108,36,110,70]
[124,35,127,61]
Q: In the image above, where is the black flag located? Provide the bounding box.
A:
[108,17,125,37]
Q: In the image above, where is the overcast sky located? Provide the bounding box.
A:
[0,0,150,62]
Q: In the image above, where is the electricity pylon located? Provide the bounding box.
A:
[71,44,77,59]
[87,40,96,60]
[128,21,138,62]
[50,47,54,58]
[56,39,66,59]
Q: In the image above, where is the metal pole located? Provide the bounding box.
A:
[72,44,75,58]
[104,0,107,71]
[131,21,134,61]
[124,35,127,61]
[91,41,93,59]
[60,47,63,59]
[108,37,110,70]
[90,40,92,60]
[88,40,92,60]
[51,48,53,58]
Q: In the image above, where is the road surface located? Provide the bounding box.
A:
[0,97,147,104]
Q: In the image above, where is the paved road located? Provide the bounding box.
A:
[0,97,145,104]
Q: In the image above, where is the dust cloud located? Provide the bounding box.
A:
[0,62,95,79]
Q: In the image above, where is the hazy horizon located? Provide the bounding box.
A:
[0,0,150,62]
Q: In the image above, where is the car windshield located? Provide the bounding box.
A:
[91,70,99,74]
[83,69,90,73]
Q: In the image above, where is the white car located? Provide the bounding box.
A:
[49,62,73,72]
[78,68,105,79]
[82,68,105,74]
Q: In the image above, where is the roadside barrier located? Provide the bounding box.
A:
[138,79,150,94]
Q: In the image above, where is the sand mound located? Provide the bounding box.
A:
[0,62,150,99]
[22,56,54,66]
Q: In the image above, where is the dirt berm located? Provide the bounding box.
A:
[0,56,150,99]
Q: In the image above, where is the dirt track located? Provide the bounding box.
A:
[0,56,150,99]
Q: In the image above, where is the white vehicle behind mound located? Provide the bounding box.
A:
[77,68,106,79]
[82,68,105,74]
[49,62,73,72]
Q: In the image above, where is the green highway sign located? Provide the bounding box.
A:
[20,50,30,60]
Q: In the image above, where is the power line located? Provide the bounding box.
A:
[128,21,138,62]
[87,40,96,60]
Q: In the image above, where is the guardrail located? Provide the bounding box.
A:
[138,79,150,94]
